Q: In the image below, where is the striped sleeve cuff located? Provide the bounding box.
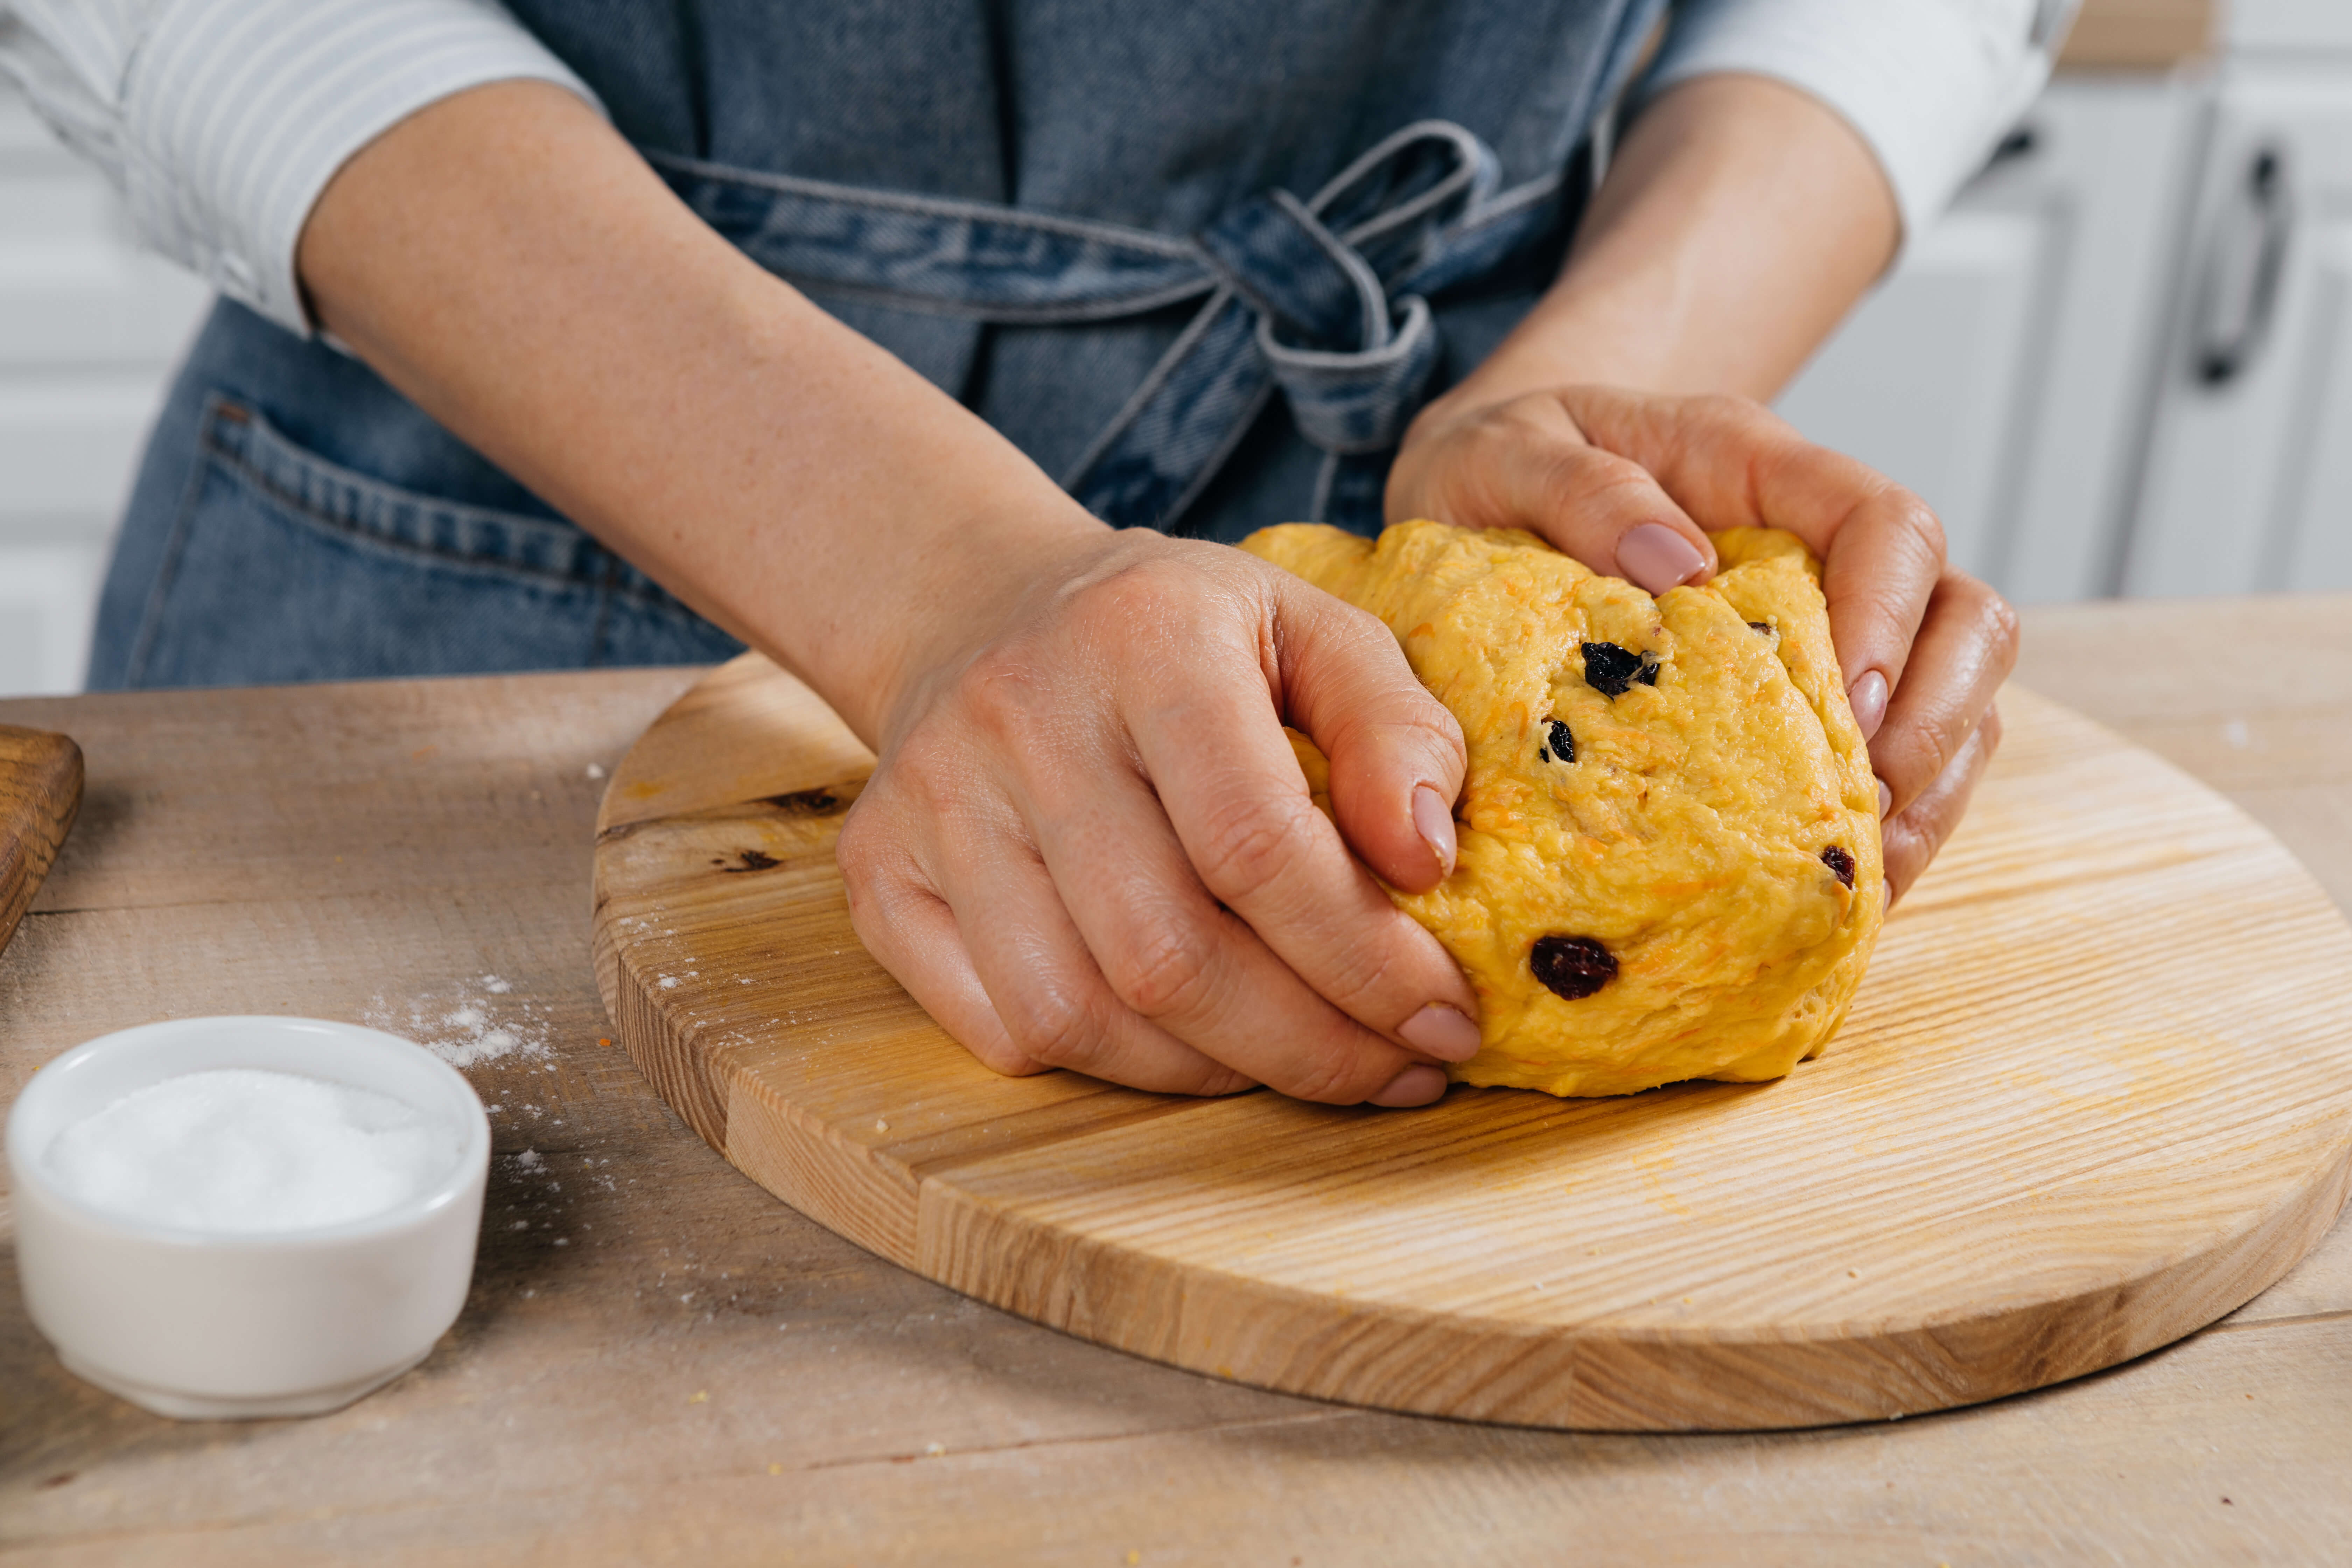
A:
[1643,0,2064,247]
[119,0,603,335]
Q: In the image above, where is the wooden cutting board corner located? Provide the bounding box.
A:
[591,654,2352,1431]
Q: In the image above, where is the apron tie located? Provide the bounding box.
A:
[652,120,1572,530]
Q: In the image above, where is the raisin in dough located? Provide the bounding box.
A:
[1242,518,1884,1097]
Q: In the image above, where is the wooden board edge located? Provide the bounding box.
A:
[905,1135,2352,1432]
[590,857,924,1265]
[721,1070,923,1267]
[0,726,83,958]
[590,863,732,1153]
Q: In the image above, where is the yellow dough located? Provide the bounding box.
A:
[1242,519,1884,1097]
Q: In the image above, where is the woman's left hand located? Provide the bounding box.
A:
[1387,384,2017,901]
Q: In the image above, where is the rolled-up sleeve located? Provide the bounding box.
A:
[0,0,602,335]
[1645,0,2077,245]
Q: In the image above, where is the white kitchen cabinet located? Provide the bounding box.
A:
[2123,62,2352,596]
[1776,77,2206,604]
[2227,0,2352,55]
[0,85,211,697]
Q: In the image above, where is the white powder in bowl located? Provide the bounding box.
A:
[44,1069,459,1233]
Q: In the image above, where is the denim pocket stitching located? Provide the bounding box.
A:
[194,397,700,619]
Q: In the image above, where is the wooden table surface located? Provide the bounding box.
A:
[2,594,2348,1566]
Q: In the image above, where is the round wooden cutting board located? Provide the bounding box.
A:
[591,654,2352,1431]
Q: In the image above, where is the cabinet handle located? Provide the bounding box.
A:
[2192,147,2294,387]
[1985,124,2039,173]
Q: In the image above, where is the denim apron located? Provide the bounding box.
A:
[91,0,1664,689]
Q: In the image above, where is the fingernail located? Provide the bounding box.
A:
[1848,670,1889,741]
[1616,523,1707,596]
[1368,1064,1449,1108]
[1398,1003,1482,1063]
[1877,778,1892,818]
[1412,784,1457,878]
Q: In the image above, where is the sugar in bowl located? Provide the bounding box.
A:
[8,1016,490,1419]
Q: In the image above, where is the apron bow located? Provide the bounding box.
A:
[654,120,1570,530]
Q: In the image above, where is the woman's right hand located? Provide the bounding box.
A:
[835,525,1487,1107]
[293,80,1477,1104]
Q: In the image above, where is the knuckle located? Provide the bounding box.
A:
[1191,792,1321,906]
[953,645,1047,739]
[1386,706,1467,774]
[1534,454,1667,539]
[1316,938,1406,1021]
[1076,555,1202,629]
[1903,715,1969,794]
[1104,922,1220,1020]
[1292,592,1393,671]
[886,737,982,828]
[1878,823,1926,908]
[1315,684,1465,776]
[832,799,901,906]
[971,1043,1051,1079]
[998,981,1111,1074]
[1280,1046,1381,1106]
[838,863,922,972]
[1551,445,1651,502]
[1975,583,2023,670]
[1892,695,2003,803]
[1693,391,1768,429]
[1888,491,1948,564]
[1486,392,1572,439]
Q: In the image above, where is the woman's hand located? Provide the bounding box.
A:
[298,82,1488,1105]
[835,526,1488,1106]
[1388,385,2017,900]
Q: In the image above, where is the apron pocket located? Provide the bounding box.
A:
[121,394,741,688]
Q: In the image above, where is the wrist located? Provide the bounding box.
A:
[846,492,1112,747]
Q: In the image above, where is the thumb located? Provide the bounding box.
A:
[1432,396,1717,594]
[1272,578,1466,894]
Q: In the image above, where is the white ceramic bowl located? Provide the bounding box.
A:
[7,1016,490,1419]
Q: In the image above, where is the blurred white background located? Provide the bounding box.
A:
[2,0,2348,696]
[0,84,210,695]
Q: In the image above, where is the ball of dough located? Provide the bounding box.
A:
[1242,519,1884,1097]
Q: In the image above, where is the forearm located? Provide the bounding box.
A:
[297,80,1102,741]
[1444,74,1899,407]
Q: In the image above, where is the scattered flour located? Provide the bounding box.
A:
[364,978,554,1070]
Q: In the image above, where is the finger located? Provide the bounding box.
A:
[1118,609,1483,1063]
[1557,390,1945,734]
[945,830,1257,1097]
[841,776,1249,1094]
[846,874,1043,1078]
[1270,578,1467,892]
[1432,396,1718,595]
[1033,738,1459,1106]
[1870,569,2020,818]
[1882,702,2004,903]
[837,805,1042,1079]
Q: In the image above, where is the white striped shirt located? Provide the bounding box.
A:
[0,0,2068,338]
